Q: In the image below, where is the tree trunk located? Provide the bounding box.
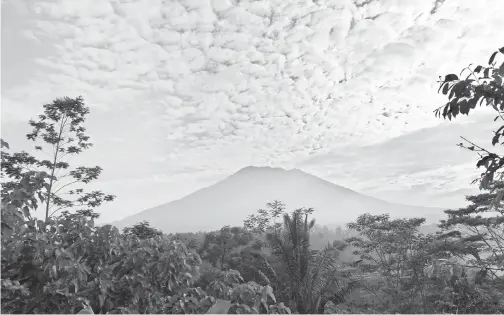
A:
[44,117,66,222]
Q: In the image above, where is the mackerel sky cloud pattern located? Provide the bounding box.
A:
[2,0,504,223]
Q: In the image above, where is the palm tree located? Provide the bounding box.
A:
[300,243,357,313]
[263,209,356,313]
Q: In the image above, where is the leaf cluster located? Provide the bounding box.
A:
[435,46,504,189]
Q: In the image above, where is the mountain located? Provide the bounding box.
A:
[110,166,446,233]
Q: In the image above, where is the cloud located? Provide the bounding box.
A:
[2,0,504,220]
[300,109,503,208]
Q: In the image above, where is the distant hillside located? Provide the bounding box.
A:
[110,166,445,233]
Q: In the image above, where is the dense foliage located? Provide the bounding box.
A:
[2,47,504,314]
[1,139,290,313]
[344,214,504,313]
[435,47,504,190]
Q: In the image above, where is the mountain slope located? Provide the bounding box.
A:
[110,166,445,233]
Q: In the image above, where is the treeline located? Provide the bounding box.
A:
[2,178,504,313]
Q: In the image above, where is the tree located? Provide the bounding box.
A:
[438,182,504,287]
[199,226,253,269]
[431,46,504,313]
[227,244,279,286]
[244,200,289,234]
[122,221,163,240]
[1,96,115,221]
[265,209,354,313]
[1,139,51,238]
[435,46,504,190]
[344,213,504,314]
[242,202,356,313]
[267,210,314,310]
[168,232,206,251]
[345,214,444,313]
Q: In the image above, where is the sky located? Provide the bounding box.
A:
[2,0,504,224]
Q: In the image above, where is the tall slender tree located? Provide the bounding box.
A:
[1,96,115,222]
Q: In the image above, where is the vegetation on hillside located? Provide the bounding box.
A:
[1,47,504,313]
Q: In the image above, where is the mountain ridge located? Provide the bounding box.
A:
[110,166,445,233]
[232,166,442,210]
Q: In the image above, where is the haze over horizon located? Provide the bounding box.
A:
[110,165,446,233]
[2,0,504,225]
